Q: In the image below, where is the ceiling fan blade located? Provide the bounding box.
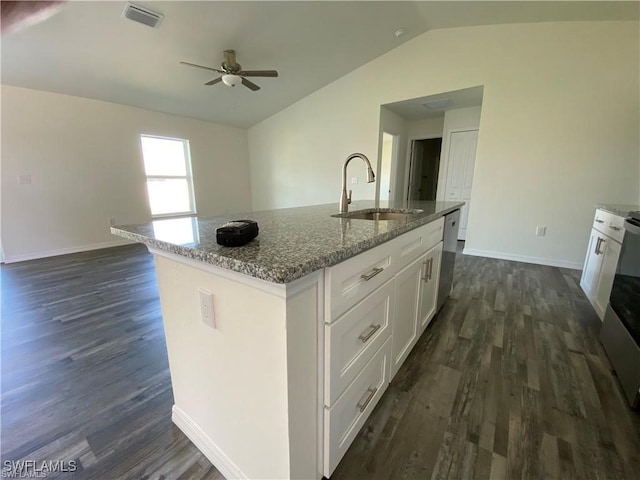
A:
[241,77,260,91]
[205,77,223,86]
[240,70,279,78]
[223,49,238,69]
[180,61,225,74]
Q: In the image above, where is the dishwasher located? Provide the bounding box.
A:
[437,209,460,310]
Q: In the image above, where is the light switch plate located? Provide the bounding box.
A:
[18,174,32,185]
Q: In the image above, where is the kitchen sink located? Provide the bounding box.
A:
[332,208,423,220]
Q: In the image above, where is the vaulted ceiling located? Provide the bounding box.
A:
[2,1,637,127]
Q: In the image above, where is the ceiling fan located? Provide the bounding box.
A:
[180,49,278,91]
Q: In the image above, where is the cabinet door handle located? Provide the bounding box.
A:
[595,237,606,255]
[356,387,378,412]
[358,324,381,343]
[595,218,604,224]
[597,238,606,255]
[422,258,434,282]
[422,260,429,282]
[361,267,383,281]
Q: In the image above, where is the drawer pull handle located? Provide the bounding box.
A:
[356,387,378,412]
[595,218,604,224]
[358,324,381,343]
[361,267,383,281]
[610,225,622,231]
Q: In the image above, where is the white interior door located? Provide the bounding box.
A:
[443,130,478,240]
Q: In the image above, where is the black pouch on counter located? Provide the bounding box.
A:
[216,220,259,247]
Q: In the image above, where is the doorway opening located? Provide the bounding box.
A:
[407,137,442,203]
[379,132,398,202]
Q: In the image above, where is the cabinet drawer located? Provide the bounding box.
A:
[594,209,625,243]
[324,279,394,405]
[323,338,391,477]
[325,240,396,321]
[393,217,444,270]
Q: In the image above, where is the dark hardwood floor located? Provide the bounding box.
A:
[2,244,639,479]
[1,245,222,480]
[332,253,640,480]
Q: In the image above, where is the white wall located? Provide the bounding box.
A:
[1,86,251,262]
[249,21,639,268]
[407,116,445,140]
[379,107,408,204]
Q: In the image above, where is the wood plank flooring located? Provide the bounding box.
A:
[332,252,640,480]
[2,244,639,479]
[1,245,222,480]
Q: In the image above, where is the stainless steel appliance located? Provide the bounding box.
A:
[437,209,460,310]
[600,210,640,408]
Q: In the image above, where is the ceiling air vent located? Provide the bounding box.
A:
[422,99,453,110]
[122,3,163,28]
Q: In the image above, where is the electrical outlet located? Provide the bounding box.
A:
[17,174,32,185]
[199,289,215,328]
[109,218,116,226]
[351,177,358,184]
[536,226,547,236]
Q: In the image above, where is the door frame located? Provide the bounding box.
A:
[405,134,442,206]
[376,130,401,207]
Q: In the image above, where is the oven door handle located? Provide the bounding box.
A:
[624,218,640,236]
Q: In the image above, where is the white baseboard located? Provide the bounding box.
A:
[462,248,582,270]
[172,405,247,480]
[2,239,135,264]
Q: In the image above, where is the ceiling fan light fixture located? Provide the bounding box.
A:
[222,74,242,87]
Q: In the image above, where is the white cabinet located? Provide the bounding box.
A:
[323,338,391,476]
[324,279,394,405]
[391,241,443,378]
[148,213,454,480]
[323,218,445,477]
[391,255,423,377]
[419,242,443,331]
[580,209,624,321]
[325,239,396,320]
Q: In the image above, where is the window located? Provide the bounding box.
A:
[140,135,196,217]
[152,217,199,245]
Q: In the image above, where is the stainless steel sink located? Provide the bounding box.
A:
[332,209,423,220]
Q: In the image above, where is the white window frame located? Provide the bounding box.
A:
[140,134,197,218]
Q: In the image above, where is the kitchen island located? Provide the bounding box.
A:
[111,200,463,479]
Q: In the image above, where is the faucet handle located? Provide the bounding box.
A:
[348,189,352,204]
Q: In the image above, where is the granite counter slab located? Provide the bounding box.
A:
[111,201,464,284]
[596,204,640,218]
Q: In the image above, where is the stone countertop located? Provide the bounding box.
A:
[111,200,464,284]
[596,204,640,218]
